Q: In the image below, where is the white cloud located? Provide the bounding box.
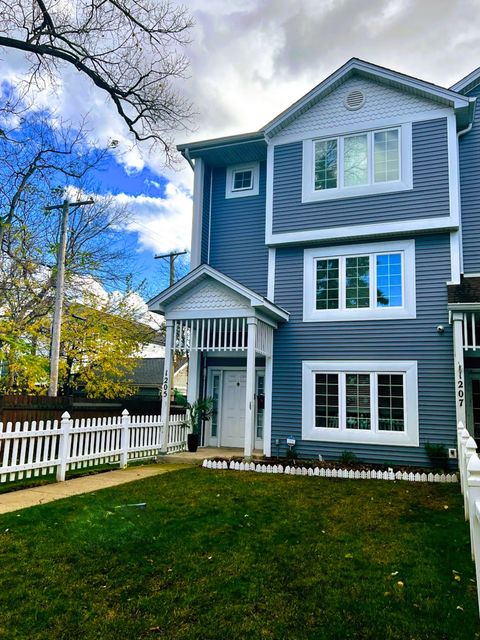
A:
[111,183,193,254]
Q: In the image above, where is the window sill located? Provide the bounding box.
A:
[301,180,412,204]
[302,427,419,447]
[303,307,416,322]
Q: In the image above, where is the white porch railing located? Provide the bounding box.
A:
[0,410,187,484]
[460,311,480,351]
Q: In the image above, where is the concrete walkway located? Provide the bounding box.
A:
[0,463,188,515]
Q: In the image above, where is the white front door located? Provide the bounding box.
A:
[221,369,246,448]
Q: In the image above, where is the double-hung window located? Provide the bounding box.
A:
[304,240,416,322]
[302,361,418,446]
[302,124,412,202]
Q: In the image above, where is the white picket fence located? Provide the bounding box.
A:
[456,420,480,616]
[0,410,188,484]
[202,458,458,483]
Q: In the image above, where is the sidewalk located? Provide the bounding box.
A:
[0,462,188,515]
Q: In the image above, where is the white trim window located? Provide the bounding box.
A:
[302,123,412,202]
[302,361,419,446]
[303,240,416,322]
[225,162,260,199]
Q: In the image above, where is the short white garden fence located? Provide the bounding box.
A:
[0,410,188,484]
[447,421,480,617]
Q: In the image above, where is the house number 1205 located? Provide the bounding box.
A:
[163,371,169,398]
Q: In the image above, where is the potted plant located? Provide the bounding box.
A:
[182,398,214,452]
[424,442,449,472]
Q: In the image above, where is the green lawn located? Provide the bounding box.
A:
[0,468,478,640]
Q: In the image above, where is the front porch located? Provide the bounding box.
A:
[148,265,289,458]
[449,277,480,442]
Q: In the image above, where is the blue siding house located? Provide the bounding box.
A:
[149,58,480,466]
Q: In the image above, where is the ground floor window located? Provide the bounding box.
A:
[303,360,418,446]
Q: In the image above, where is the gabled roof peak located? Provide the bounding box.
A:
[263,58,473,138]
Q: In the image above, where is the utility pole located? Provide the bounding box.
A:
[46,197,94,397]
[154,250,188,286]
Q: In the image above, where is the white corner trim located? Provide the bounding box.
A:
[265,143,274,243]
[267,248,276,301]
[225,162,260,199]
[450,231,462,284]
[303,239,416,322]
[190,158,204,269]
[447,113,461,228]
[267,214,458,246]
[301,360,419,447]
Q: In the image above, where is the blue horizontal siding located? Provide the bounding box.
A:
[459,84,480,273]
[272,118,450,234]
[272,233,455,466]
[207,162,268,296]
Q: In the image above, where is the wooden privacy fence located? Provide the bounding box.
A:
[0,410,188,484]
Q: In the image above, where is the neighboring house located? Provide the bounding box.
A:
[149,58,480,465]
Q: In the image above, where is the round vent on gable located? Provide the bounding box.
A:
[344,89,365,111]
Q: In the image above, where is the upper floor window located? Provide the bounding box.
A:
[302,123,412,203]
[225,162,260,199]
[303,239,416,322]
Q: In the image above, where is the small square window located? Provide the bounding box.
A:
[233,170,253,191]
[225,163,260,199]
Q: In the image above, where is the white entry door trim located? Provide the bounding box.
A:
[206,366,265,450]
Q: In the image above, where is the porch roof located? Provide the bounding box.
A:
[148,264,289,324]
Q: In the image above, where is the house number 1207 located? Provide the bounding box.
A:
[457,364,464,407]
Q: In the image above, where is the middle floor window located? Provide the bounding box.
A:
[303,239,416,322]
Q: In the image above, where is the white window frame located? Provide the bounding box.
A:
[303,239,416,322]
[302,123,412,203]
[302,360,419,446]
[225,162,260,199]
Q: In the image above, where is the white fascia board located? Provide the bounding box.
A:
[264,59,470,138]
[266,215,458,247]
[451,66,480,93]
[448,303,480,311]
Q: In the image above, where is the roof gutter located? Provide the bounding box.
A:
[182,147,195,171]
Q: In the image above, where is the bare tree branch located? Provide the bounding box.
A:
[0,0,193,161]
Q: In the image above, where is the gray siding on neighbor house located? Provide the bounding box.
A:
[201,165,212,264]
[272,233,455,466]
[459,84,480,274]
[207,161,269,296]
[272,118,450,234]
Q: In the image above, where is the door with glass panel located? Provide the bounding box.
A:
[255,370,265,449]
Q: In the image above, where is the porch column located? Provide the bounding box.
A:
[244,317,257,459]
[160,320,174,453]
[453,312,467,431]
